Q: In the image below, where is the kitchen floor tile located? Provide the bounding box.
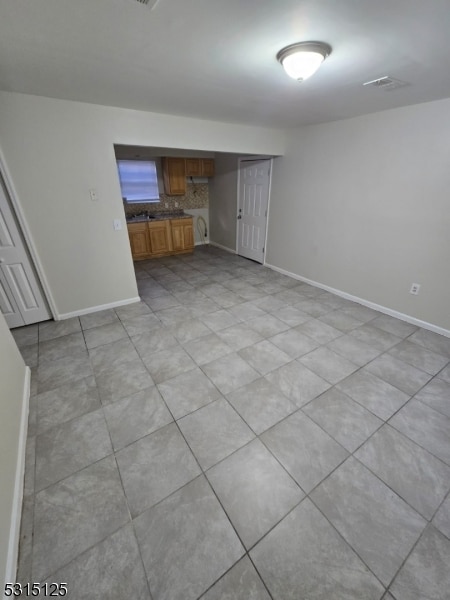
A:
[388,339,449,375]
[370,314,418,338]
[131,328,179,359]
[246,314,290,338]
[261,410,349,493]
[297,318,343,344]
[413,377,450,418]
[355,424,450,519]
[216,323,264,351]
[43,525,151,600]
[349,324,402,351]
[319,309,363,332]
[12,323,39,348]
[269,328,319,359]
[299,346,359,384]
[227,377,297,435]
[365,353,432,395]
[80,308,119,330]
[177,397,255,470]
[202,352,259,395]
[389,399,450,465]
[32,455,129,581]
[202,556,271,600]
[83,321,128,349]
[184,332,233,365]
[271,305,310,327]
[38,331,86,363]
[36,376,100,436]
[207,439,304,549]
[134,476,244,600]
[103,386,173,450]
[35,408,112,491]
[37,351,92,394]
[303,388,383,452]
[311,457,426,585]
[433,494,450,539]
[327,334,382,366]
[116,422,201,517]
[266,361,331,408]
[39,318,81,342]
[390,526,450,599]
[409,328,450,358]
[157,367,221,419]
[336,370,410,420]
[250,498,384,600]
[238,340,291,375]
[142,345,195,384]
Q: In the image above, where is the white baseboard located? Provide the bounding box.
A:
[194,239,210,247]
[56,297,141,320]
[265,262,450,339]
[5,366,30,587]
[209,241,237,254]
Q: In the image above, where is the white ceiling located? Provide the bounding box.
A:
[1,0,449,129]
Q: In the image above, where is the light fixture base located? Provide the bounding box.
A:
[277,41,332,81]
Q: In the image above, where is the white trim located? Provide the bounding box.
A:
[194,239,210,247]
[5,366,30,587]
[265,262,450,338]
[56,296,141,320]
[0,150,57,320]
[208,241,236,254]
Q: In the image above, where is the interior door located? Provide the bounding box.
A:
[237,159,271,263]
[0,172,51,328]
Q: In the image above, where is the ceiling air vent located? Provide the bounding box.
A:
[133,0,160,8]
[363,76,409,91]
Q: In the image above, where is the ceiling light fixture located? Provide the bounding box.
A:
[277,41,332,81]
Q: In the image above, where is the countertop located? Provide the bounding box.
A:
[126,212,192,224]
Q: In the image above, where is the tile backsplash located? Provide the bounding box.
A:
[124,182,208,217]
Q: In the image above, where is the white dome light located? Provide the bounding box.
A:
[277,42,332,81]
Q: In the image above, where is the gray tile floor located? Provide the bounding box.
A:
[13,246,450,600]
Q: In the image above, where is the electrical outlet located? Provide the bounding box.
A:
[89,188,99,201]
[113,219,122,231]
[410,283,421,295]
[165,202,169,208]
[175,202,179,208]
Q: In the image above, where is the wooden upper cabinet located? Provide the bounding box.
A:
[200,158,215,177]
[162,157,186,195]
[185,158,201,177]
[185,158,215,178]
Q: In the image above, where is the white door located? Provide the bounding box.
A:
[0,173,51,328]
[237,159,271,263]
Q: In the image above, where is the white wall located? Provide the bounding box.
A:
[0,312,27,590]
[267,97,450,332]
[0,92,285,317]
[209,154,241,251]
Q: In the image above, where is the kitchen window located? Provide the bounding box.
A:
[116,159,160,203]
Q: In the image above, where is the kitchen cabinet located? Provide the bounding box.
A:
[163,157,215,194]
[127,217,194,260]
[185,158,215,177]
[171,218,194,252]
[162,157,186,195]
[148,220,172,256]
[127,222,151,259]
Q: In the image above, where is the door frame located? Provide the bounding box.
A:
[0,149,57,321]
[236,156,273,265]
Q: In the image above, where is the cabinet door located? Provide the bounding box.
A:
[127,224,151,259]
[170,220,184,251]
[162,158,186,195]
[185,158,201,177]
[183,221,195,249]
[201,159,215,177]
[148,221,172,255]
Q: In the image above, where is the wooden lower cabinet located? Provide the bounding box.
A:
[127,217,194,260]
[171,218,195,252]
[127,223,151,259]
[148,220,172,256]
